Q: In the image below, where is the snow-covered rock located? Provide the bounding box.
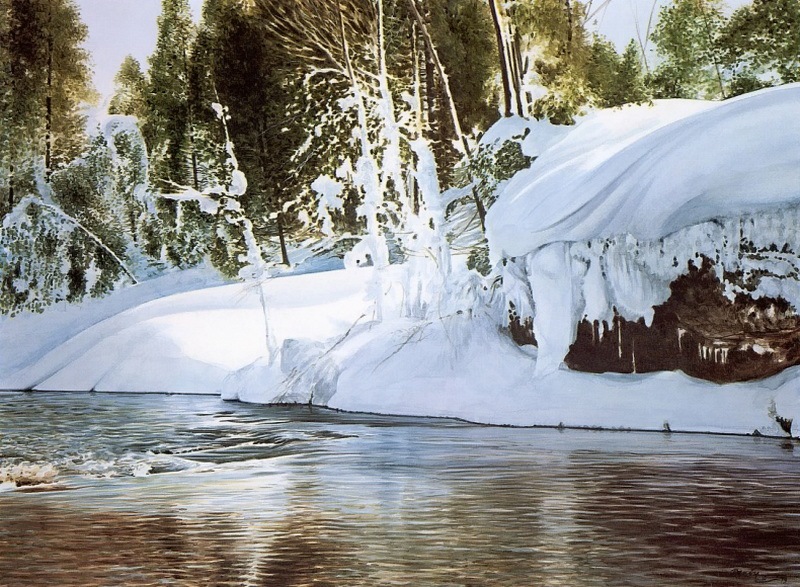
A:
[487,84,800,375]
[488,84,800,257]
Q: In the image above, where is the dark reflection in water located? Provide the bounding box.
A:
[0,392,799,586]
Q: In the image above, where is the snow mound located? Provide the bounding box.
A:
[488,84,800,259]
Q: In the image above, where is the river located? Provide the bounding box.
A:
[0,391,799,586]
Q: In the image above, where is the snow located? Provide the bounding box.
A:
[478,113,574,159]
[3,86,800,438]
[486,84,800,375]
[1,268,376,394]
[488,84,800,258]
[2,264,798,437]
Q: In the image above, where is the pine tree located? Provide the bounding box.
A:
[208,0,307,266]
[144,0,197,190]
[611,41,649,106]
[144,0,217,268]
[587,34,621,107]
[0,0,93,214]
[108,56,148,119]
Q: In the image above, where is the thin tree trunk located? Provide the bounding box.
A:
[697,0,727,98]
[411,25,422,215]
[277,212,290,266]
[256,118,289,266]
[506,22,524,116]
[45,24,53,182]
[337,0,387,319]
[404,0,487,232]
[8,164,14,210]
[488,0,512,117]
[564,0,574,55]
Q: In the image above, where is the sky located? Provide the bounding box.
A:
[75,0,749,101]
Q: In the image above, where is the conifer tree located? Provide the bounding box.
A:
[144,0,216,268]
[208,0,306,266]
[144,0,197,189]
[0,0,93,214]
[108,56,148,120]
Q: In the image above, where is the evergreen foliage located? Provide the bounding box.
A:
[108,56,148,119]
[648,0,728,99]
[718,0,800,88]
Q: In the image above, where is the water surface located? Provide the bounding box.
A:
[1,392,799,586]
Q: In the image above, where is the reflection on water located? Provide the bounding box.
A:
[1,392,799,586]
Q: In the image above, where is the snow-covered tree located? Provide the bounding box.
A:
[250,0,460,320]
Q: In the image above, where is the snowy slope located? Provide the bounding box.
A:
[488,84,800,258]
[1,269,376,393]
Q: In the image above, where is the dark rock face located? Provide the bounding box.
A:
[566,257,800,383]
[508,301,537,347]
[511,257,800,383]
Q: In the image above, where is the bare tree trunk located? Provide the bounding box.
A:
[506,22,524,116]
[256,118,289,266]
[411,25,422,215]
[488,0,512,117]
[697,0,727,98]
[337,0,388,320]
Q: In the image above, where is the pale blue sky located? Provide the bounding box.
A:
[75,0,749,100]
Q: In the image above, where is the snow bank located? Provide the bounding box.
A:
[488,84,800,258]
[4,87,800,437]
[1,268,377,393]
[328,315,800,437]
[2,264,798,436]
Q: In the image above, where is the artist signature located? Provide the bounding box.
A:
[732,569,794,584]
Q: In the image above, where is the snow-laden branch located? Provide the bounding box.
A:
[6,196,139,285]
